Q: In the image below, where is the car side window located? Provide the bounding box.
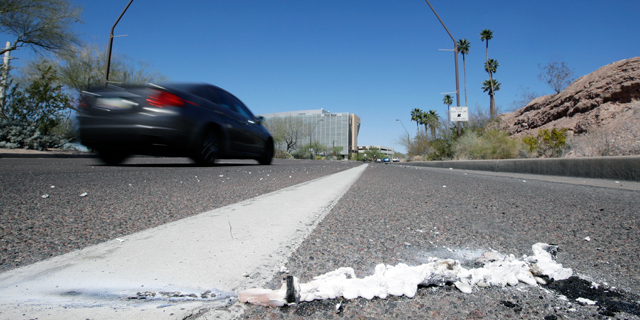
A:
[216,90,238,112]
[191,86,221,105]
[230,97,254,119]
[202,86,222,105]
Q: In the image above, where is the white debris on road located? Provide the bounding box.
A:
[576,297,597,305]
[239,243,573,307]
[79,192,88,197]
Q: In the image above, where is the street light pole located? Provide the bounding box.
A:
[396,119,410,155]
[104,0,135,86]
[396,119,410,139]
[424,0,461,137]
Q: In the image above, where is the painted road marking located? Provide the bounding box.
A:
[0,164,368,320]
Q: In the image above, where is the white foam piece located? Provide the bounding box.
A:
[240,243,573,306]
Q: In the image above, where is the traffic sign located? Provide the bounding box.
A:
[450,107,468,122]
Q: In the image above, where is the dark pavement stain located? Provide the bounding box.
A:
[547,276,640,317]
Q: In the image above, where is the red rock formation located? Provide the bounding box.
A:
[501,57,640,137]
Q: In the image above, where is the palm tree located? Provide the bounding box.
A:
[456,39,470,107]
[410,108,422,133]
[484,58,499,74]
[482,79,501,117]
[419,110,430,135]
[479,29,493,64]
[427,110,440,139]
[484,59,499,117]
[443,93,453,121]
[480,29,495,118]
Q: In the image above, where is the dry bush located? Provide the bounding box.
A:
[568,107,640,157]
[455,130,521,160]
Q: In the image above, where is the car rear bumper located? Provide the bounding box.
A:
[78,113,195,155]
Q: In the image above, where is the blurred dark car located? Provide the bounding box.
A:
[78,83,274,166]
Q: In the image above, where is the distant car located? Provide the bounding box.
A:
[78,83,274,166]
[383,157,390,163]
[376,158,382,162]
[392,157,399,162]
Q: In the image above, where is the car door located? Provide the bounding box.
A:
[228,97,264,154]
[188,85,242,153]
[215,90,256,153]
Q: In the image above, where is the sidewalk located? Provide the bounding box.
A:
[0,148,95,158]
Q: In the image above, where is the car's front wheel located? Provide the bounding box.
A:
[258,139,274,165]
[96,149,129,166]
[192,129,219,166]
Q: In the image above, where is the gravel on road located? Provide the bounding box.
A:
[0,158,361,272]
[239,163,640,320]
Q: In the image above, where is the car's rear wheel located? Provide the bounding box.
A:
[258,139,274,165]
[192,129,218,166]
[97,150,129,166]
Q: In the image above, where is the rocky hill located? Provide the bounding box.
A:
[500,57,640,156]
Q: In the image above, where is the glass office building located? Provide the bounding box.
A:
[259,109,361,158]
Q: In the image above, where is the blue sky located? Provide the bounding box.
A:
[4,1,639,153]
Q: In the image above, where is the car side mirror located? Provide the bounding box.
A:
[255,116,265,124]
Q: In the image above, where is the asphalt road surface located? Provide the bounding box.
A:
[1,158,639,319]
[0,157,361,272]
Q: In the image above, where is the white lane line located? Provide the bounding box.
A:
[0,164,368,320]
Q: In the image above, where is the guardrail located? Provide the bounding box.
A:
[398,156,640,182]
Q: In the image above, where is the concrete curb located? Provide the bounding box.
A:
[0,153,96,159]
[398,156,640,182]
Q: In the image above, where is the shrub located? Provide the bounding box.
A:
[568,120,640,157]
[0,122,67,150]
[428,138,454,160]
[455,130,520,160]
[275,149,293,159]
[482,130,521,159]
[522,128,568,158]
[403,131,433,158]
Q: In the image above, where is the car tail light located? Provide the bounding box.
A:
[146,90,186,107]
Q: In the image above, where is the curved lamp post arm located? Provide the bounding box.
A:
[104,0,135,86]
[424,0,461,136]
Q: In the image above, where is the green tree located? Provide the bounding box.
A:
[1,61,72,150]
[479,29,493,66]
[17,44,169,111]
[483,58,499,118]
[426,110,440,139]
[1,61,70,131]
[443,94,453,108]
[484,59,499,74]
[418,110,429,138]
[292,141,326,159]
[443,94,453,123]
[0,0,83,56]
[60,43,168,91]
[262,116,312,153]
[410,108,422,133]
[538,61,575,93]
[456,39,470,107]
[481,79,501,117]
[363,146,385,160]
[480,29,496,118]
